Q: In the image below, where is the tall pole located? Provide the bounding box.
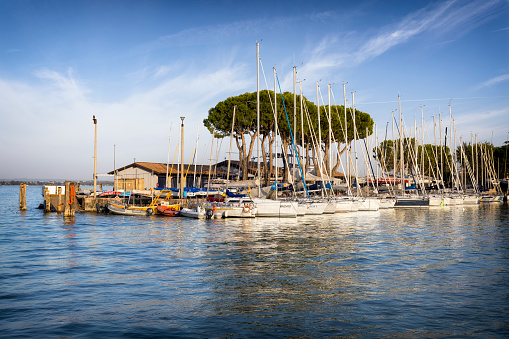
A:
[166,122,173,188]
[438,113,445,192]
[114,144,116,191]
[256,42,261,196]
[393,111,396,187]
[226,106,236,191]
[328,83,332,178]
[293,66,297,179]
[399,95,404,195]
[300,81,304,175]
[180,117,185,199]
[433,116,439,190]
[353,92,359,196]
[316,83,322,179]
[274,67,278,198]
[344,83,351,195]
[93,115,97,201]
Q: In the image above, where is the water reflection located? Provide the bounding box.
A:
[1,185,508,337]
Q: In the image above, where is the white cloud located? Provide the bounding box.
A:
[0,59,252,179]
[475,73,509,89]
[297,0,503,82]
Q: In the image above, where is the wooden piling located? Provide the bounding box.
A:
[64,181,76,217]
[19,183,27,211]
[44,188,51,212]
[57,187,63,213]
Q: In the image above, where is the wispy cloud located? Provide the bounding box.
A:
[136,19,262,55]
[0,59,252,178]
[299,0,504,81]
[475,73,509,89]
[34,67,89,103]
[494,26,509,32]
[309,11,334,23]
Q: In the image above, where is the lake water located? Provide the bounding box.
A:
[1,185,508,338]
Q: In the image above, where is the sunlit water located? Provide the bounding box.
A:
[1,185,508,338]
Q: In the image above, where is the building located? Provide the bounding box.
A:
[108,162,227,190]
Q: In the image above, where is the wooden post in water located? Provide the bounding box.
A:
[57,187,63,213]
[19,183,27,211]
[64,181,76,218]
[44,188,51,212]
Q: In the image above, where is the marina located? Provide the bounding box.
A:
[2,2,508,337]
[2,184,508,337]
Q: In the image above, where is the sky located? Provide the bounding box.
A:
[1,0,508,180]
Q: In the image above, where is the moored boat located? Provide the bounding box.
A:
[107,203,156,216]
[156,203,181,216]
[180,205,206,219]
[394,196,430,208]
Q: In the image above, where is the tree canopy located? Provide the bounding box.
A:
[204,90,374,181]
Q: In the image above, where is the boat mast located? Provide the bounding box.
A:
[421,106,426,189]
[206,130,215,195]
[399,95,404,196]
[353,92,359,196]
[438,113,445,192]
[226,106,236,192]
[180,117,185,199]
[293,66,297,180]
[256,42,261,197]
[328,83,332,180]
[300,81,304,181]
[316,82,324,197]
[392,111,396,189]
[193,125,199,188]
[166,122,173,188]
[274,67,278,199]
[343,83,351,196]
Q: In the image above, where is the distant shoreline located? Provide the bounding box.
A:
[0,180,114,186]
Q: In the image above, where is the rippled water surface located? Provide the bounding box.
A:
[1,185,508,338]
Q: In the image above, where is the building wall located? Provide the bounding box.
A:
[113,167,158,190]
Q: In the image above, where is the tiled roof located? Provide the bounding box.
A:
[108,162,227,176]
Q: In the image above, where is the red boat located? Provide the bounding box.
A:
[156,204,181,216]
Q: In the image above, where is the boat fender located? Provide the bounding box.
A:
[146,208,153,216]
[243,205,250,213]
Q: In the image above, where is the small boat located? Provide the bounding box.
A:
[394,196,430,208]
[480,195,503,203]
[107,203,156,216]
[99,190,122,197]
[377,197,396,209]
[180,205,206,219]
[335,198,354,212]
[323,200,337,214]
[462,195,479,205]
[203,196,257,218]
[156,203,181,216]
[357,197,380,211]
[298,199,328,215]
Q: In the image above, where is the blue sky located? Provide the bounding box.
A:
[1,0,508,180]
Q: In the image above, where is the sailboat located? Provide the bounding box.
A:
[393,95,429,208]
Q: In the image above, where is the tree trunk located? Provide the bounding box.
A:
[268,134,275,184]
[282,138,289,182]
[235,131,258,181]
[261,134,269,186]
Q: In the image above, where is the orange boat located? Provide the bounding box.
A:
[156,203,181,216]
